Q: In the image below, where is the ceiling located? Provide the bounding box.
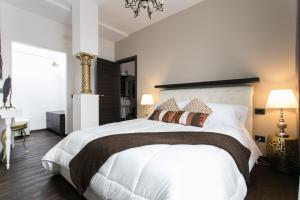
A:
[0,0,205,42]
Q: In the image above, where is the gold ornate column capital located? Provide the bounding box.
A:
[77,52,95,94]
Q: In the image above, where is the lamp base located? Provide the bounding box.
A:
[277,108,288,138]
[277,132,289,138]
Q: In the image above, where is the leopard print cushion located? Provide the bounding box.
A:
[182,98,212,114]
[156,98,180,111]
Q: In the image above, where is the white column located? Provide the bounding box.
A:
[73,94,99,131]
[72,0,99,56]
[72,0,99,131]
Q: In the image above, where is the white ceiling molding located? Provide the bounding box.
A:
[45,0,71,12]
[44,0,129,39]
[98,22,129,38]
[1,0,205,42]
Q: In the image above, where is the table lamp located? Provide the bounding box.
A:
[141,94,154,116]
[266,89,298,137]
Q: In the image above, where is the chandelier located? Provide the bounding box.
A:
[125,0,164,19]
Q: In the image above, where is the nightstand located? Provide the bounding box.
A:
[266,135,298,173]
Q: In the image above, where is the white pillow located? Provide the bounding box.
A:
[204,103,249,128]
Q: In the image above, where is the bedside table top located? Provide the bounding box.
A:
[268,135,297,140]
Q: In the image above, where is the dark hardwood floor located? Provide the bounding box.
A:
[0,130,85,200]
[0,130,298,200]
[246,162,299,200]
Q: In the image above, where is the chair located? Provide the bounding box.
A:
[1,122,29,162]
[10,109,31,148]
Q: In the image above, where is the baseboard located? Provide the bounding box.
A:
[30,129,47,133]
[13,129,47,140]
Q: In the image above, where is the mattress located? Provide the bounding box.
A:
[59,166,99,200]
[42,119,262,200]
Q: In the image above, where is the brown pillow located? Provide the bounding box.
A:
[156,98,180,111]
[172,111,209,128]
[149,110,177,123]
[182,98,212,114]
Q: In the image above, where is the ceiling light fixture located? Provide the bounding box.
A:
[125,0,164,19]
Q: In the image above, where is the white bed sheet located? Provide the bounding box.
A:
[42,119,262,200]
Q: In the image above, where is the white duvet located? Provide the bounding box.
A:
[42,119,262,200]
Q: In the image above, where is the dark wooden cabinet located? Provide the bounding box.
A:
[97,58,121,125]
[46,111,65,136]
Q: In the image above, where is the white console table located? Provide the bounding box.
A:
[0,109,22,170]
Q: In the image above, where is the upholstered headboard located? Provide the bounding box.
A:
[159,86,254,134]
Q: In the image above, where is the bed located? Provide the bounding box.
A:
[42,85,262,200]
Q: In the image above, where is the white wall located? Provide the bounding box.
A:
[0,2,115,133]
[12,42,66,130]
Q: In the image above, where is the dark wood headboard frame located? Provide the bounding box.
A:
[155,77,260,89]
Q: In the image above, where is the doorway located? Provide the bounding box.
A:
[117,56,137,120]
[96,56,137,124]
[11,42,67,133]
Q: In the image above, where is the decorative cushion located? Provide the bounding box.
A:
[172,111,209,128]
[182,98,212,114]
[149,110,177,123]
[156,98,180,111]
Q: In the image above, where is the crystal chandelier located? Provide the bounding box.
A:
[125,0,164,19]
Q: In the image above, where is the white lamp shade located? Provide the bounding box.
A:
[266,89,298,109]
[141,94,154,105]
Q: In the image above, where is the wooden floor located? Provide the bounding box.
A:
[0,130,298,200]
[246,163,299,200]
[0,130,84,200]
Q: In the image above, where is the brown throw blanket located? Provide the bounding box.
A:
[69,132,251,194]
